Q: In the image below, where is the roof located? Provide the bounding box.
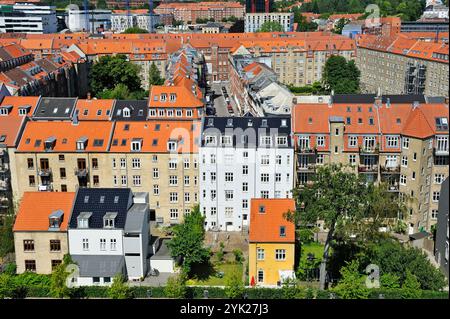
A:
[249,199,296,243]
[13,192,76,232]
[33,97,77,120]
[71,255,125,277]
[17,121,114,152]
[111,100,148,121]
[150,239,173,260]
[124,204,148,233]
[75,99,114,121]
[69,188,133,230]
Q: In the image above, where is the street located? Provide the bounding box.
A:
[210,82,240,117]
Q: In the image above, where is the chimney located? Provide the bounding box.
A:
[413,101,420,109]
[444,96,449,105]
[292,97,297,104]
[328,98,332,108]
[72,109,79,125]
[386,97,391,108]
[87,92,91,100]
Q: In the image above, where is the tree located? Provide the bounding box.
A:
[107,274,133,299]
[258,21,283,32]
[0,273,16,298]
[287,164,368,290]
[233,249,244,264]
[0,211,14,257]
[380,273,401,289]
[50,264,70,298]
[322,55,360,94]
[98,83,130,100]
[123,27,149,34]
[333,18,349,34]
[332,260,370,299]
[167,205,210,275]
[224,269,245,299]
[401,270,421,299]
[149,63,164,86]
[96,0,107,9]
[295,12,318,32]
[164,274,187,298]
[89,55,142,98]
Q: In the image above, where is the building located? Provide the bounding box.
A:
[105,0,147,8]
[111,9,161,33]
[420,0,449,21]
[199,116,294,231]
[248,198,296,287]
[292,94,449,234]
[400,21,449,33]
[0,3,57,34]
[201,22,224,34]
[244,12,294,33]
[66,8,112,33]
[68,188,149,285]
[13,192,75,274]
[435,176,449,278]
[357,33,449,96]
[246,0,273,13]
[154,2,245,24]
[342,23,362,39]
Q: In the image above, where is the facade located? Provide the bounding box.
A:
[111,10,160,33]
[244,12,294,33]
[68,188,149,285]
[400,21,449,33]
[248,198,296,287]
[66,8,112,33]
[435,177,449,278]
[246,0,273,13]
[292,94,449,234]
[0,3,57,33]
[357,33,449,96]
[13,192,75,274]
[199,116,294,231]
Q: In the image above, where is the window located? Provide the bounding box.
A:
[29,175,35,187]
[27,158,34,169]
[120,158,126,169]
[225,172,234,182]
[60,168,66,179]
[131,158,141,169]
[59,155,65,162]
[167,141,177,152]
[170,209,179,220]
[210,154,216,164]
[51,260,62,270]
[169,192,178,203]
[432,192,440,202]
[277,136,288,146]
[133,175,141,186]
[298,135,310,150]
[49,240,60,252]
[434,174,445,184]
[349,154,356,165]
[261,155,270,165]
[363,136,376,150]
[431,210,438,220]
[242,199,248,209]
[121,175,127,186]
[100,238,106,251]
[348,136,358,148]
[169,175,178,186]
[242,165,248,175]
[184,175,190,186]
[82,238,89,251]
[385,155,397,167]
[225,207,233,218]
[211,207,217,216]
[386,136,399,148]
[280,226,286,237]
[210,172,216,182]
[112,158,116,169]
[110,239,117,251]
[257,248,265,260]
[436,136,449,153]
[23,240,34,251]
[260,136,272,146]
[400,174,407,185]
[25,260,36,272]
[225,190,233,200]
[205,136,217,146]
[152,184,159,196]
[221,135,232,146]
[153,168,159,179]
[257,269,264,283]
[260,191,269,198]
[93,175,99,186]
[183,158,190,169]
[401,156,408,167]
[402,137,410,149]
[261,174,269,183]
[152,155,158,163]
[242,182,248,192]
[275,249,286,261]
[210,190,216,200]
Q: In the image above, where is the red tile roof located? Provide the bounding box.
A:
[249,199,296,243]
[75,99,115,120]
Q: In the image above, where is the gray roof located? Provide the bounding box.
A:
[33,97,77,119]
[409,232,431,240]
[124,204,148,233]
[150,239,172,260]
[71,255,125,277]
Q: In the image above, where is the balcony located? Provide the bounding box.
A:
[434,148,449,156]
[297,147,316,155]
[38,184,53,191]
[38,168,52,177]
[380,166,400,174]
[74,168,89,177]
[358,165,378,173]
[297,163,316,172]
[359,146,379,155]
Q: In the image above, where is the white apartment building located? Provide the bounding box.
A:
[0,3,57,33]
[66,8,111,33]
[199,116,294,232]
[68,188,149,286]
[244,12,294,33]
[111,12,160,33]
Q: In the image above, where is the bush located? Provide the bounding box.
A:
[165,275,187,299]
[233,249,244,264]
[224,269,244,299]
[3,263,16,276]
[108,274,133,299]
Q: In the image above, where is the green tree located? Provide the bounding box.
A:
[89,55,142,98]
[333,18,349,34]
[96,0,107,9]
[224,269,245,299]
[0,209,15,257]
[332,260,370,299]
[258,21,283,32]
[164,274,187,298]
[98,83,130,100]
[401,270,421,299]
[50,264,70,298]
[0,273,15,298]
[149,62,165,86]
[123,26,149,34]
[322,55,360,94]
[380,273,401,289]
[287,164,368,289]
[107,274,133,299]
[167,205,210,275]
[233,249,244,264]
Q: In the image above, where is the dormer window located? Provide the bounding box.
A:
[44,137,56,151]
[48,209,63,230]
[207,118,214,127]
[170,93,176,102]
[226,118,233,127]
[19,106,30,115]
[436,117,448,131]
[0,105,12,115]
[280,226,286,237]
[277,136,288,146]
[131,139,142,152]
[123,107,131,118]
[261,119,268,127]
[160,94,167,101]
[260,136,272,146]
[77,212,92,229]
[168,141,177,152]
[221,135,233,146]
[103,213,117,228]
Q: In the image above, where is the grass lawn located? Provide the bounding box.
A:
[300,242,325,261]
[186,262,243,286]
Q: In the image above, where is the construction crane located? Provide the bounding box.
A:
[148,0,154,33]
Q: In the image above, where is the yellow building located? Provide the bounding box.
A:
[249,198,296,287]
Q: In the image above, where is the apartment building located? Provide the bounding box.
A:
[0,3,57,33]
[13,192,75,274]
[199,116,294,231]
[244,12,294,33]
[292,94,449,234]
[357,33,449,96]
[249,198,296,287]
[111,9,161,33]
[154,2,245,24]
[435,176,448,279]
[68,188,149,285]
[66,8,112,33]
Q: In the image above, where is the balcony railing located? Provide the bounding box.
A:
[380,166,400,174]
[358,165,378,173]
[359,146,379,155]
[298,147,316,154]
[297,163,316,171]
[38,168,52,177]
[434,148,449,156]
[74,168,89,177]
[38,184,53,191]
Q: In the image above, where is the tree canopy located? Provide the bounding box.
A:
[322,55,360,94]
[167,205,210,275]
[149,63,165,86]
[258,21,283,32]
[123,27,149,34]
